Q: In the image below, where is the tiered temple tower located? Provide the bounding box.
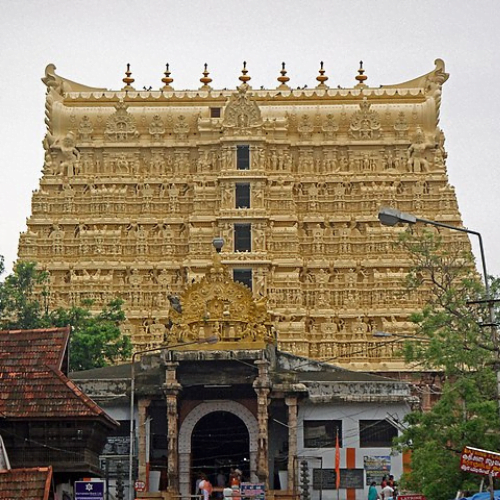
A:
[18,59,470,371]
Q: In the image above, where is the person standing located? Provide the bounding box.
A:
[216,470,226,499]
[381,483,394,500]
[368,481,380,500]
[199,474,213,500]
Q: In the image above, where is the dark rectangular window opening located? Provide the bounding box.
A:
[304,420,342,448]
[233,269,252,290]
[234,223,251,252]
[359,420,398,448]
[210,107,221,118]
[236,183,251,208]
[237,145,250,170]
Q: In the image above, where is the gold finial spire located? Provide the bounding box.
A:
[316,61,329,88]
[277,62,290,89]
[200,63,213,90]
[161,63,174,91]
[239,61,251,84]
[355,60,368,87]
[122,63,135,91]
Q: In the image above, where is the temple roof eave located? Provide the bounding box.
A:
[45,60,446,104]
[62,87,428,105]
[43,63,107,94]
[380,58,449,90]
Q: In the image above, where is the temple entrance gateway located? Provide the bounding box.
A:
[191,411,250,487]
[178,401,259,498]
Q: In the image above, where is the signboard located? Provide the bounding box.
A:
[241,482,265,500]
[460,446,500,477]
[134,480,146,493]
[397,495,427,500]
[102,435,130,455]
[312,469,364,490]
[364,456,391,486]
[75,481,105,500]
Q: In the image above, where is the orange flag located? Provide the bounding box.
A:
[335,430,340,489]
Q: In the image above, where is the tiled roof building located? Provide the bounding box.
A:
[0,467,52,500]
[0,327,117,484]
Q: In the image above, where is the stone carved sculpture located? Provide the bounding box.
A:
[105,101,139,141]
[149,115,166,140]
[51,132,80,176]
[393,112,409,140]
[222,85,263,132]
[78,116,94,141]
[173,116,190,141]
[349,98,382,139]
[407,127,430,172]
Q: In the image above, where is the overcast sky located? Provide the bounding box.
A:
[1,0,499,277]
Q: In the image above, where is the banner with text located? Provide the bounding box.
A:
[460,446,500,477]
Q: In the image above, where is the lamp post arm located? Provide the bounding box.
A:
[415,217,490,297]
[379,207,500,418]
[128,351,138,500]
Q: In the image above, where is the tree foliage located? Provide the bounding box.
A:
[393,228,500,500]
[0,260,132,371]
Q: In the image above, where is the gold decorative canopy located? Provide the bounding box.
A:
[167,254,275,349]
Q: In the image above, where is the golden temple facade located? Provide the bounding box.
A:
[18,59,470,371]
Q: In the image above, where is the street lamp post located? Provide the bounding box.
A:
[378,206,499,414]
[127,336,218,500]
[378,207,490,297]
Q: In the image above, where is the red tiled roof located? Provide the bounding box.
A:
[0,367,115,424]
[0,466,52,500]
[0,328,117,427]
[0,327,69,371]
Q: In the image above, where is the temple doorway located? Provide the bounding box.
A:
[191,411,250,487]
[178,400,259,497]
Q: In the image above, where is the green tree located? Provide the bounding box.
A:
[0,261,50,329]
[0,260,132,371]
[50,298,131,371]
[393,229,500,500]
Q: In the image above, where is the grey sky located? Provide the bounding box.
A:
[1,0,499,275]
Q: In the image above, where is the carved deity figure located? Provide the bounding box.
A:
[174,115,190,140]
[298,115,314,139]
[105,101,139,141]
[149,114,166,140]
[322,114,338,139]
[222,85,263,132]
[150,152,165,176]
[393,111,409,139]
[349,98,382,140]
[407,127,429,172]
[78,115,94,141]
[57,132,80,176]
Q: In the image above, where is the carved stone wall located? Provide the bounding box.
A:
[18,60,470,371]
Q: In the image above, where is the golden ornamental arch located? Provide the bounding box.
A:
[167,254,276,349]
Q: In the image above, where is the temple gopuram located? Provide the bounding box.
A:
[18,59,470,372]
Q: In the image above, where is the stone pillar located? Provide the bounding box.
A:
[137,397,151,483]
[253,359,271,485]
[285,396,298,491]
[163,361,182,494]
